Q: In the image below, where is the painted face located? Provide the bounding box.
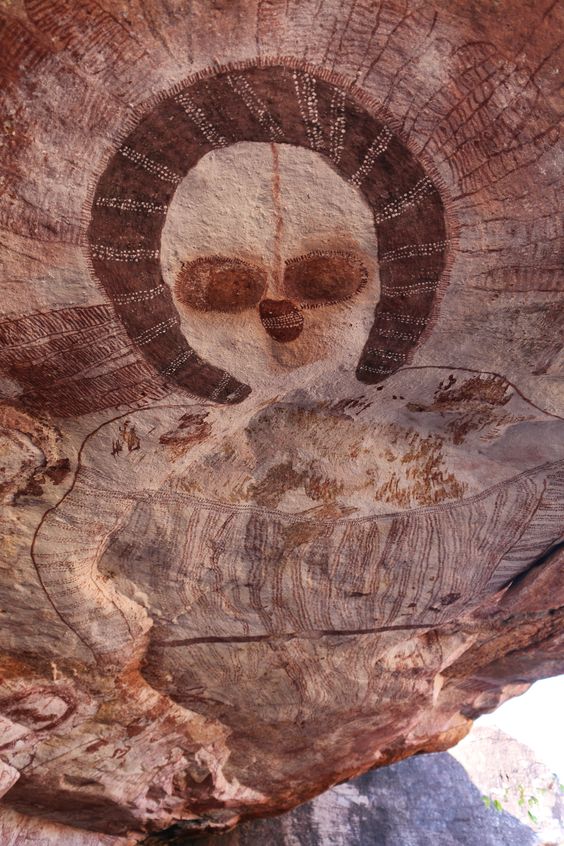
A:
[161,142,380,394]
[88,63,449,405]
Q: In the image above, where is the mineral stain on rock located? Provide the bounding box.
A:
[0,0,563,842]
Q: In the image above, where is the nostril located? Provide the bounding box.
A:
[259,299,304,342]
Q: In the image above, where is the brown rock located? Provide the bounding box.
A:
[0,0,562,840]
[187,728,564,846]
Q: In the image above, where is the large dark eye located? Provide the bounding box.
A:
[175,257,267,313]
[283,251,367,308]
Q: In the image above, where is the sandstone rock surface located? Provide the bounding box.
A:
[452,726,564,845]
[0,0,562,841]
[192,728,564,846]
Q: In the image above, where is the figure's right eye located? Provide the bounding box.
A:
[175,257,267,313]
[283,251,368,308]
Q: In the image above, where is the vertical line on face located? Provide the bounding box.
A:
[270,142,284,288]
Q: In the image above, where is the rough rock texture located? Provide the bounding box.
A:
[452,726,564,845]
[191,730,564,846]
[0,0,562,841]
[3,729,562,846]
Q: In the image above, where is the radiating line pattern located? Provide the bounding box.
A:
[88,61,449,404]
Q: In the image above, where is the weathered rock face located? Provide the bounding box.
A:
[452,726,564,845]
[0,0,562,841]
[191,729,564,846]
[3,728,562,846]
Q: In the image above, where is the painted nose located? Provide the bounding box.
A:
[259,298,304,342]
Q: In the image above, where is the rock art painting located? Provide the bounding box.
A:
[87,62,449,402]
[0,0,562,842]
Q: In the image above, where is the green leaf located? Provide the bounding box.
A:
[493,799,503,813]
[482,795,491,809]
[518,785,525,802]
[527,810,538,824]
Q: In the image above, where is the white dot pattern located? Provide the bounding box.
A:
[119,145,182,185]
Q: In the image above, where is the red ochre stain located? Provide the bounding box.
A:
[176,256,267,313]
[259,298,304,342]
[284,251,368,306]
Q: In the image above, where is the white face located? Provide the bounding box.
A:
[161,142,380,401]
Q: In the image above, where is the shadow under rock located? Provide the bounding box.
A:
[144,751,540,845]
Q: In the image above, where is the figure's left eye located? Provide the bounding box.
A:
[175,257,267,313]
[283,251,367,308]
